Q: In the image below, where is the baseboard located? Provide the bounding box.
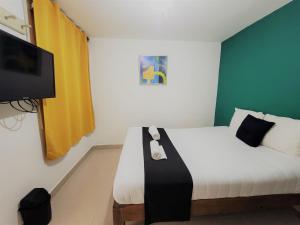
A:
[94,144,123,150]
[50,145,123,196]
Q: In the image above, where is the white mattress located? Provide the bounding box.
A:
[113,127,300,204]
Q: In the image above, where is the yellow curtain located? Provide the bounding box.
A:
[33,0,95,160]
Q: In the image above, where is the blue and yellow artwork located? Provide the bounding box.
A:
[139,56,167,85]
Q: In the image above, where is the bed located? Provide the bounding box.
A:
[113,126,300,225]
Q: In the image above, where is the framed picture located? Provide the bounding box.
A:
[139,56,167,85]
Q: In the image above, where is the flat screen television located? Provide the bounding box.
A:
[0,29,55,102]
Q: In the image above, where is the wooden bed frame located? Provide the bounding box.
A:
[113,194,300,225]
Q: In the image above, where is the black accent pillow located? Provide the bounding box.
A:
[236,115,275,147]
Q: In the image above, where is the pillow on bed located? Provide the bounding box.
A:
[236,115,275,147]
[262,114,300,156]
[230,108,264,134]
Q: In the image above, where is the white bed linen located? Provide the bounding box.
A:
[113,127,300,204]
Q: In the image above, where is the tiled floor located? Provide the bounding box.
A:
[50,148,300,225]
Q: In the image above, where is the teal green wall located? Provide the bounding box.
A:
[215,0,300,126]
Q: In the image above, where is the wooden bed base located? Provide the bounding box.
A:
[113,194,300,225]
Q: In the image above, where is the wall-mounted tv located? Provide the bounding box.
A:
[0,29,55,102]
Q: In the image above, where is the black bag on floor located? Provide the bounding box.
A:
[19,188,52,225]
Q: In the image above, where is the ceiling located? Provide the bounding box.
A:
[56,0,292,42]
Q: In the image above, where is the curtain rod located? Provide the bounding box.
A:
[32,0,90,41]
[60,8,90,41]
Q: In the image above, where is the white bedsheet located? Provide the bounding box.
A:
[113,127,300,204]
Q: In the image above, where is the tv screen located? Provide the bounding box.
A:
[0,29,55,102]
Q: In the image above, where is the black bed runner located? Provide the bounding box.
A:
[142,127,193,225]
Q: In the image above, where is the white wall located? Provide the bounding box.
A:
[0,1,95,225]
[89,38,221,145]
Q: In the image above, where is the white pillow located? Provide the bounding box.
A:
[229,108,264,134]
[262,114,300,156]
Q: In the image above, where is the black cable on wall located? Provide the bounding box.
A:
[0,99,39,113]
